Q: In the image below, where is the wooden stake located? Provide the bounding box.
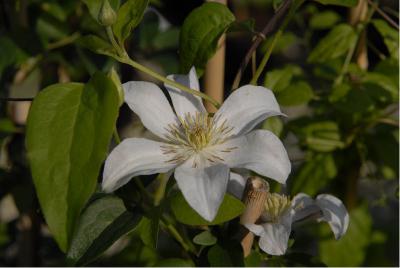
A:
[204,0,227,113]
[239,177,269,257]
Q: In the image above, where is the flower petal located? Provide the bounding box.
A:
[214,85,283,136]
[291,193,320,222]
[102,138,176,192]
[165,67,206,117]
[227,172,247,199]
[123,81,178,138]
[174,160,229,221]
[222,130,291,184]
[244,223,264,236]
[258,222,291,256]
[316,194,349,239]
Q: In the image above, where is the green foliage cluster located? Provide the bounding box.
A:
[0,0,398,266]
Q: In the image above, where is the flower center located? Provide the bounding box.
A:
[161,112,236,166]
[264,193,291,222]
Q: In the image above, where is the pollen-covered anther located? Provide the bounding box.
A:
[264,193,291,222]
[161,112,235,164]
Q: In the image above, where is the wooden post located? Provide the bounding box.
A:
[204,0,227,112]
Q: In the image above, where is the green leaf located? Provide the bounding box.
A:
[313,0,358,7]
[179,2,235,74]
[82,0,120,23]
[78,35,118,58]
[136,213,160,249]
[290,153,337,196]
[276,81,314,106]
[67,195,142,265]
[227,19,255,34]
[308,24,357,63]
[26,73,120,251]
[0,36,28,77]
[372,19,398,60]
[207,243,244,266]
[309,11,340,30]
[113,0,149,44]
[244,250,263,267]
[264,65,302,92]
[154,258,194,267]
[262,117,283,137]
[319,206,372,266]
[170,192,244,226]
[300,121,345,152]
[329,83,351,102]
[193,231,217,246]
[362,72,398,101]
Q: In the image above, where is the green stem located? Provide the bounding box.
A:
[113,128,121,144]
[249,0,303,85]
[117,57,221,109]
[154,173,169,206]
[106,26,125,57]
[160,216,196,254]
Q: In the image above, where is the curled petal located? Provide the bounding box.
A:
[227,172,247,199]
[102,138,176,192]
[222,130,291,184]
[291,193,320,222]
[316,194,349,239]
[123,81,178,139]
[174,161,229,222]
[214,85,284,136]
[165,67,206,117]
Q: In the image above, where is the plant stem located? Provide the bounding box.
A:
[106,26,125,57]
[160,215,196,254]
[117,56,221,109]
[154,173,169,206]
[113,128,121,144]
[249,0,302,85]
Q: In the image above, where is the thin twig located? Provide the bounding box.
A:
[0,97,34,101]
[367,0,399,30]
[231,0,293,89]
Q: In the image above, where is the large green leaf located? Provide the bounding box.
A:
[264,65,302,93]
[67,195,142,266]
[113,0,149,44]
[276,81,314,106]
[26,73,120,251]
[207,243,244,266]
[299,121,345,152]
[179,2,235,74]
[319,206,372,266]
[78,35,118,58]
[82,0,120,23]
[308,24,357,63]
[290,153,337,196]
[313,0,358,7]
[170,192,244,225]
[372,19,398,60]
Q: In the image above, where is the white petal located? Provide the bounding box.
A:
[258,222,291,256]
[214,85,283,136]
[123,81,178,138]
[291,193,320,222]
[174,160,229,221]
[316,194,349,239]
[222,130,291,184]
[244,223,264,236]
[165,67,206,117]
[102,138,176,192]
[227,172,247,199]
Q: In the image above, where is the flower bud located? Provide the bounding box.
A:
[98,0,116,26]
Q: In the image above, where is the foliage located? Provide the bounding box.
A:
[0,0,398,266]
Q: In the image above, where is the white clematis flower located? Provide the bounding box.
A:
[245,192,349,255]
[102,67,291,221]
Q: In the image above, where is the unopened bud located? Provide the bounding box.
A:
[98,0,116,26]
[108,67,124,106]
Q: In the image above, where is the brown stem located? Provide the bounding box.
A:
[231,0,293,89]
[367,0,399,30]
[239,177,269,257]
[349,0,369,70]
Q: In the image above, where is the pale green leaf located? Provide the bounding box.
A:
[113,0,149,44]
[308,24,357,63]
[170,192,244,226]
[179,2,235,74]
[309,11,340,30]
[26,73,120,251]
[193,231,217,246]
[78,35,118,58]
[276,81,314,106]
